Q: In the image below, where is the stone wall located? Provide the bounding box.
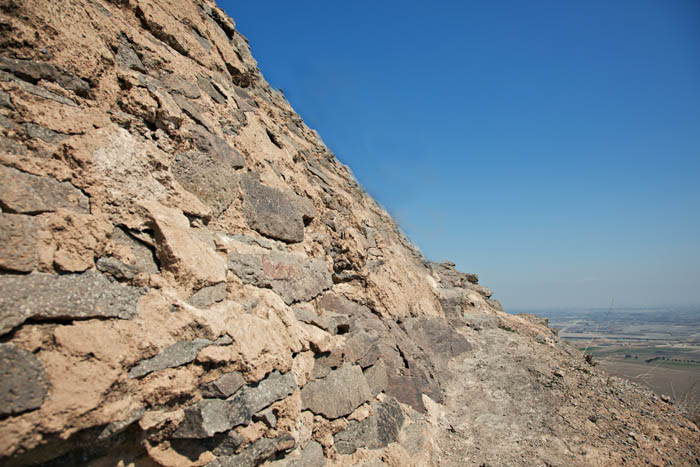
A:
[1,1,698,466]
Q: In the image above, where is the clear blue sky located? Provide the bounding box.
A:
[220,0,700,310]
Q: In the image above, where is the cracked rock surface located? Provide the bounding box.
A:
[0,0,697,466]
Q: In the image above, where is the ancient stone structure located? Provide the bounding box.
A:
[0,0,698,465]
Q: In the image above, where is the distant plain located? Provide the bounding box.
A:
[517,306,700,406]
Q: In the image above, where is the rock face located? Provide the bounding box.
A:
[0,165,89,214]
[227,250,332,305]
[0,213,38,272]
[0,271,143,335]
[240,174,306,243]
[0,344,49,416]
[301,365,372,419]
[0,1,697,466]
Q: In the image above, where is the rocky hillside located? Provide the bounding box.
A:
[0,0,698,465]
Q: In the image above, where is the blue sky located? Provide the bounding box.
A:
[220,0,700,310]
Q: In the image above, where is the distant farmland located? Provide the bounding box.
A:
[511,305,700,406]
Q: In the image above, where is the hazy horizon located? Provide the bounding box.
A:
[223,0,700,310]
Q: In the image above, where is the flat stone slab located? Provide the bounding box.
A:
[197,75,227,104]
[128,338,215,379]
[172,127,244,217]
[235,370,296,416]
[316,293,372,318]
[0,271,143,335]
[240,175,305,243]
[0,213,38,272]
[0,56,90,96]
[301,365,372,419]
[402,316,471,370]
[96,257,141,280]
[0,165,89,214]
[293,308,336,334]
[334,398,404,454]
[174,398,235,438]
[187,283,227,309]
[112,227,159,274]
[115,39,146,72]
[363,359,389,396]
[0,343,49,416]
[209,434,295,467]
[228,250,332,305]
[288,440,325,467]
[175,371,296,438]
[201,371,245,398]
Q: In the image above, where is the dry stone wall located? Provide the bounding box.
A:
[0,1,698,466]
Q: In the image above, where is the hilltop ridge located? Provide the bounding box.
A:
[0,0,698,465]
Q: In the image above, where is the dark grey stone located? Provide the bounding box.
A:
[311,350,343,380]
[0,89,14,109]
[363,359,389,396]
[134,71,163,92]
[385,373,434,414]
[316,294,371,319]
[0,56,90,97]
[210,431,245,456]
[252,409,276,428]
[0,114,15,129]
[176,371,296,438]
[293,308,335,334]
[112,227,159,274]
[201,371,245,398]
[288,440,325,467]
[23,123,68,144]
[306,160,332,187]
[227,250,332,305]
[0,136,26,155]
[97,407,145,440]
[172,128,244,217]
[161,72,201,99]
[0,271,143,336]
[333,398,404,454]
[344,331,380,367]
[211,434,295,467]
[96,257,141,280]
[128,338,213,379]
[193,29,212,51]
[240,175,305,243]
[188,283,227,309]
[115,39,146,73]
[0,70,77,106]
[174,398,236,438]
[301,365,372,419]
[197,75,227,104]
[233,87,257,112]
[0,165,89,214]
[171,429,243,463]
[402,316,471,371]
[0,343,49,416]
[234,370,296,415]
[227,234,275,250]
[0,213,38,272]
[172,93,212,131]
